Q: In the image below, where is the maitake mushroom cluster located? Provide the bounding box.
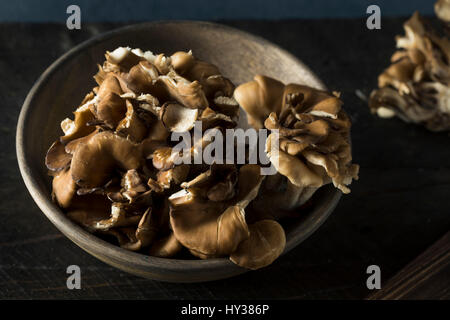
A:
[369,11,450,131]
[45,47,358,270]
[234,75,359,220]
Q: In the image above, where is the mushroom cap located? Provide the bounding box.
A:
[234,75,285,129]
[169,164,263,257]
[94,92,127,129]
[52,167,77,208]
[45,140,72,172]
[169,197,249,256]
[230,219,286,270]
[234,75,358,196]
[116,100,148,142]
[71,131,143,188]
[160,102,198,132]
[158,71,208,109]
[60,103,96,144]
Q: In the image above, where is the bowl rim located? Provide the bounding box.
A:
[16,20,341,281]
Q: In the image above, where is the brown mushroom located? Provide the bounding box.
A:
[236,75,358,198]
[234,75,285,129]
[169,164,263,257]
[71,131,143,188]
[171,51,234,98]
[157,70,208,109]
[149,232,183,257]
[369,12,450,131]
[52,167,77,208]
[60,103,96,144]
[230,219,286,270]
[116,100,148,142]
[160,102,198,132]
[104,47,144,72]
[45,140,72,172]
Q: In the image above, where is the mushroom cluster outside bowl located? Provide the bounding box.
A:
[16,21,341,282]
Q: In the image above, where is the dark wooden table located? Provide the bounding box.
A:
[1,18,449,299]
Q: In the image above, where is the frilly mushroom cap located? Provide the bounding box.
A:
[45,140,72,172]
[119,61,160,94]
[160,102,198,132]
[230,219,286,270]
[52,167,77,208]
[236,75,358,196]
[369,11,450,131]
[169,164,263,257]
[234,75,285,129]
[171,51,235,99]
[116,100,148,142]
[105,47,145,72]
[94,92,127,129]
[60,102,96,144]
[157,71,209,109]
[169,194,249,257]
[71,131,143,188]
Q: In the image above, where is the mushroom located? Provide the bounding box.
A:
[230,219,286,270]
[157,70,209,109]
[369,12,450,131]
[435,0,450,23]
[118,60,161,94]
[52,167,77,208]
[45,140,72,172]
[89,202,142,231]
[235,75,359,201]
[93,92,127,129]
[169,164,263,258]
[170,51,235,98]
[104,46,144,72]
[211,96,240,120]
[151,147,178,171]
[60,100,96,144]
[120,208,159,251]
[116,100,148,142]
[156,164,190,190]
[233,75,285,129]
[66,194,114,230]
[159,102,198,132]
[47,46,306,269]
[149,232,183,257]
[71,131,143,188]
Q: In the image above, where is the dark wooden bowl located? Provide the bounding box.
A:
[16,21,341,282]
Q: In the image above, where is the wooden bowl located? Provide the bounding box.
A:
[16,21,341,282]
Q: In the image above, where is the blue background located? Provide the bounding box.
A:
[0,0,435,22]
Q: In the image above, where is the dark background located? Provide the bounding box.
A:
[0,0,435,21]
[1,0,449,299]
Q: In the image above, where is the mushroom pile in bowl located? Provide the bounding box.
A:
[45,47,359,270]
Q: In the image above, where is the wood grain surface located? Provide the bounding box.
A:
[1,18,449,299]
[368,232,450,300]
